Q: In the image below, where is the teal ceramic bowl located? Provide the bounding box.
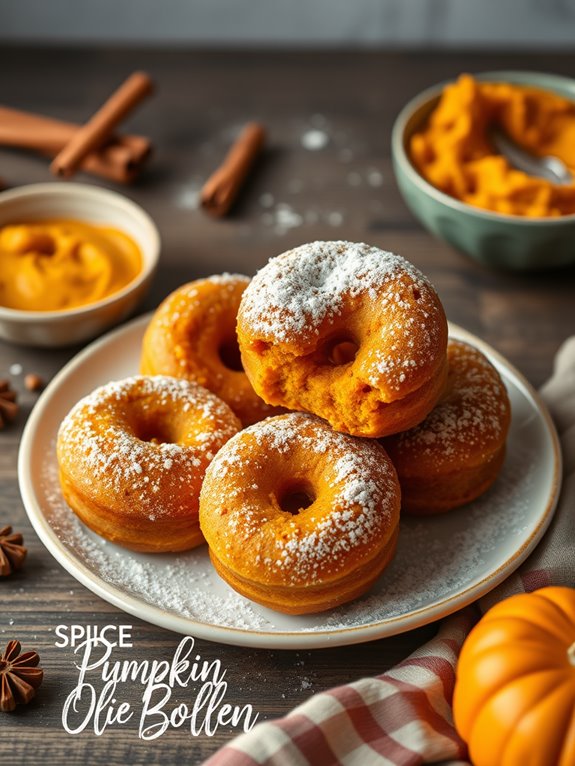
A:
[392,71,575,271]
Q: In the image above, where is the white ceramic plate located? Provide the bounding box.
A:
[19,316,562,649]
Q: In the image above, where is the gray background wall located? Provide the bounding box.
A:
[1,0,575,46]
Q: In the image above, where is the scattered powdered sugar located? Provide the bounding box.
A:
[43,458,269,629]
[173,178,203,210]
[366,169,384,187]
[172,116,385,239]
[259,202,346,236]
[346,169,386,188]
[268,204,303,234]
[327,211,343,226]
[301,129,329,151]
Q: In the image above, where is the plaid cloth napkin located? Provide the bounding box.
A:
[203,336,575,766]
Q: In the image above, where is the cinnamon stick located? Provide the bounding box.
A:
[200,123,266,217]
[0,105,151,184]
[51,71,154,179]
[0,106,148,157]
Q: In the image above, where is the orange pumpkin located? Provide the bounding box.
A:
[453,586,575,766]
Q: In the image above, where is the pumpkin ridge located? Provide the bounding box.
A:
[460,616,567,658]
[461,641,568,672]
[527,590,575,642]
[482,604,575,646]
[457,625,569,683]
[455,665,568,743]
[469,669,567,765]
[540,589,575,635]
[558,701,575,766]
[502,676,575,766]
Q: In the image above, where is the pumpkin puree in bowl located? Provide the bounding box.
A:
[410,74,575,217]
[0,219,142,312]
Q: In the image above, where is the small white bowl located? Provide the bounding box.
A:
[0,183,160,347]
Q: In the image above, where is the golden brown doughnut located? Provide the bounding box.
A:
[199,412,401,614]
[237,241,448,438]
[383,340,511,514]
[141,274,281,426]
[57,375,241,552]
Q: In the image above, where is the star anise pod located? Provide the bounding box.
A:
[0,380,18,430]
[0,640,43,712]
[0,526,27,576]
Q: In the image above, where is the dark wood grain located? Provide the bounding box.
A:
[1,47,574,766]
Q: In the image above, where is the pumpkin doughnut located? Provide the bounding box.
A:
[383,340,511,515]
[141,274,281,426]
[199,412,401,615]
[237,241,448,438]
[57,375,241,552]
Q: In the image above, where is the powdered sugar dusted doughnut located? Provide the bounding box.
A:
[237,241,448,437]
[199,412,400,614]
[383,340,511,514]
[57,375,241,552]
[141,274,281,426]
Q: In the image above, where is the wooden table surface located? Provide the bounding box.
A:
[1,47,575,765]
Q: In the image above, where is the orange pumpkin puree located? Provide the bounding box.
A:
[0,219,142,312]
[410,74,575,217]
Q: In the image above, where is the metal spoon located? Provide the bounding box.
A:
[491,128,573,186]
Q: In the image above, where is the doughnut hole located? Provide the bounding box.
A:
[133,416,177,445]
[315,332,359,366]
[128,397,197,446]
[219,335,244,372]
[277,479,316,515]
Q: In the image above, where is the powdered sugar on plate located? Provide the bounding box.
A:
[40,402,543,634]
[22,316,560,646]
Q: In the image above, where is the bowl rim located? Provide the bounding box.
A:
[392,69,575,225]
[0,182,160,322]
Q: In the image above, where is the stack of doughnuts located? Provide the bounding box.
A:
[57,240,511,615]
